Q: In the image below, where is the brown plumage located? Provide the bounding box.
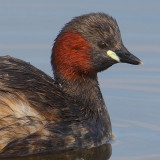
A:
[0,13,142,157]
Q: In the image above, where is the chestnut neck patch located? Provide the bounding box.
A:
[52,31,93,80]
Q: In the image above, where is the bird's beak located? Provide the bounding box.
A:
[107,46,143,65]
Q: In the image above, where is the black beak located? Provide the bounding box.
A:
[115,46,142,65]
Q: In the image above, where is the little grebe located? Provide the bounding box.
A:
[0,13,142,157]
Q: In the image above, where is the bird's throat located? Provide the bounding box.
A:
[56,74,107,118]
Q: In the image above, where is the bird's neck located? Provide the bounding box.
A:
[55,74,107,118]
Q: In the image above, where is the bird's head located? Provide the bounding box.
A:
[52,13,142,81]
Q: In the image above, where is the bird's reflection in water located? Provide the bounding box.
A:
[8,143,112,160]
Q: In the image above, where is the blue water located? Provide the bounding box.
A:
[0,1,160,159]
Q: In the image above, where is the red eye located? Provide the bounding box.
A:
[97,41,107,49]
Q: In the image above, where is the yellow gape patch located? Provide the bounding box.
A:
[107,50,120,62]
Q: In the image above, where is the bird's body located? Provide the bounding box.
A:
[0,13,142,157]
[0,56,111,157]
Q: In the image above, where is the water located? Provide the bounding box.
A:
[0,0,160,159]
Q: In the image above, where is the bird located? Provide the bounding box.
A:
[0,13,142,158]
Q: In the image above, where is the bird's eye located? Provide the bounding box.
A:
[97,41,107,49]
